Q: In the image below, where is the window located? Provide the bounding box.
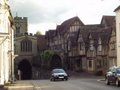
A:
[98,38,102,51]
[21,39,32,52]
[16,27,20,34]
[79,43,84,50]
[98,45,102,52]
[90,44,94,51]
[90,40,94,51]
[89,60,92,68]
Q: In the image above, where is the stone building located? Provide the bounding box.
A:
[14,16,38,80]
[0,0,14,85]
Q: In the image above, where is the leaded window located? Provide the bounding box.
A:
[21,39,32,52]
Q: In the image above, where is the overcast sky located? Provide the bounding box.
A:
[9,0,120,34]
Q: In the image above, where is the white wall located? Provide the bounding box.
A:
[116,9,120,66]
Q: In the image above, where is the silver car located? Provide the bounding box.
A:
[50,69,68,81]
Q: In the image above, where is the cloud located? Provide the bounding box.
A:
[9,0,120,34]
[10,0,72,24]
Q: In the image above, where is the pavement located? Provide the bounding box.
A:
[4,82,34,90]
[3,71,105,90]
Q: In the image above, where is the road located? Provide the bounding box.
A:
[8,77,120,90]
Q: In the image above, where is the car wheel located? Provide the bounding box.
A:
[50,78,53,81]
[106,78,110,85]
[116,79,120,87]
[53,78,55,81]
[65,78,68,81]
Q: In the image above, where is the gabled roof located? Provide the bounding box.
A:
[78,25,102,43]
[77,24,112,49]
[37,35,48,51]
[45,30,56,39]
[101,15,115,27]
[114,5,120,12]
[58,16,84,35]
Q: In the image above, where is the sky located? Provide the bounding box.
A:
[9,0,120,35]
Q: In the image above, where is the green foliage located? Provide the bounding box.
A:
[35,31,42,36]
[41,50,54,61]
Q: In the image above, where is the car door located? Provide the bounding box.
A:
[110,68,117,82]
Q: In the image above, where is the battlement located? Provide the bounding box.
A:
[14,16,27,21]
[15,32,37,37]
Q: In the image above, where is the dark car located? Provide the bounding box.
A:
[105,66,120,87]
[50,69,68,81]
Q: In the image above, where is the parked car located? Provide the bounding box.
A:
[105,66,120,87]
[50,69,68,81]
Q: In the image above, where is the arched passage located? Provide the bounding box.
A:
[18,59,32,80]
[50,54,62,69]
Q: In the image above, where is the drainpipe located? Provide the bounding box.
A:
[10,26,14,83]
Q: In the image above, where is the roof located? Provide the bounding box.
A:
[114,5,120,12]
[58,16,84,35]
[77,25,112,50]
[37,35,48,51]
[101,16,115,27]
[45,30,56,39]
[78,25,102,43]
[100,28,112,46]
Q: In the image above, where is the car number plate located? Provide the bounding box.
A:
[59,77,64,78]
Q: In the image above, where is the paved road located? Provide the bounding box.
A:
[6,77,120,90]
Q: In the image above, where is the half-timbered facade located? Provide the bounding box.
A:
[45,15,116,74]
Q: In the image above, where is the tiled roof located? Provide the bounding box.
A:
[101,16,115,26]
[78,26,102,43]
[58,16,84,35]
[78,24,112,49]
[114,5,120,12]
[37,35,48,51]
[45,30,56,39]
[90,28,112,47]
[100,28,112,46]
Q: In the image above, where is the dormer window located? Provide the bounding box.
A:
[79,43,84,50]
[90,39,94,51]
[98,38,102,52]
[90,44,94,51]
[98,45,102,52]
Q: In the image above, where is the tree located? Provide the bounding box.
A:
[35,31,42,36]
[41,50,54,62]
[41,50,54,69]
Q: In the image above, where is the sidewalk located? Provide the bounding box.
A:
[4,81,34,90]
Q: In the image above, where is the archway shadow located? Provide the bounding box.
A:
[18,59,32,80]
[50,54,62,69]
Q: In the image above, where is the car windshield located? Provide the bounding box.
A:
[116,68,120,73]
[52,69,65,73]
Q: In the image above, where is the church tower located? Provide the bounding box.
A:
[14,16,28,37]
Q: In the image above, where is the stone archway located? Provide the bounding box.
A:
[18,59,32,80]
[50,54,62,69]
